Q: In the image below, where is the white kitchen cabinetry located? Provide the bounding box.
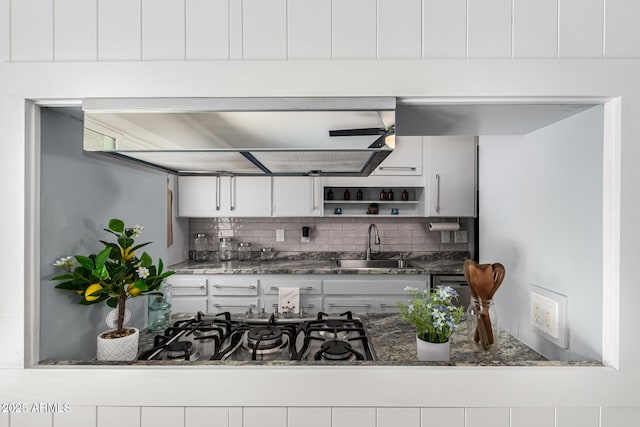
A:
[209,277,259,314]
[177,176,271,218]
[261,277,323,314]
[165,275,207,314]
[272,176,322,217]
[372,136,423,176]
[426,136,477,217]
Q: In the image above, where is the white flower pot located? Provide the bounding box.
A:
[96,328,139,361]
[416,336,450,362]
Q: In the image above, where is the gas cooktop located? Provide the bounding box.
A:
[138,311,377,362]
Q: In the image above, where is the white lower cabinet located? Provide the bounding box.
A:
[209,297,258,314]
[261,277,322,313]
[209,277,259,314]
[288,407,332,427]
[324,297,377,314]
[243,407,287,427]
[166,275,208,314]
[332,407,377,427]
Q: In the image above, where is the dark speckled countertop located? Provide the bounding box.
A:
[169,251,467,275]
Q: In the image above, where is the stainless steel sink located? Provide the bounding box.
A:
[332,259,411,269]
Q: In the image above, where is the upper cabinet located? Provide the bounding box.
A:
[372,136,423,176]
[272,177,322,217]
[425,136,477,217]
[178,176,271,218]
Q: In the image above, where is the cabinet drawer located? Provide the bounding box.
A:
[324,297,377,314]
[263,296,323,314]
[323,278,428,295]
[166,276,207,296]
[377,297,404,313]
[172,297,207,314]
[261,278,322,295]
[209,278,259,296]
[209,297,258,314]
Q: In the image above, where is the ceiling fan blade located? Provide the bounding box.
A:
[329,127,386,137]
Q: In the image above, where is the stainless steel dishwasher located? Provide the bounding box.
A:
[431,274,470,309]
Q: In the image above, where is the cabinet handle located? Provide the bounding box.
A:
[270,286,314,291]
[172,285,206,290]
[271,303,316,309]
[378,166,416,171]
[213,303,257,308]
[215,176,221,211]
[311,177,316,210]
[328,303,372,308]
[230,176,236,211]
[212,284,257,289]
[435,173,440,214]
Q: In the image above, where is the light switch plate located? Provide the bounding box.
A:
[454,230,468,243]
[276,229,285,242]
[530,284,569,349]
[440,231,451,243]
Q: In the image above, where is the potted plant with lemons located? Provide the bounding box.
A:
[397,286,465,361]
[53,218,174,361]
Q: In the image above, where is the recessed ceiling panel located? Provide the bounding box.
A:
[114,151,265,174]
[252,151,376,174]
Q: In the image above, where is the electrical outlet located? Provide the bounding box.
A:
[454,230,468,243]
[276,229,285,242]
[440,231,451,243]
[531,291,559,338]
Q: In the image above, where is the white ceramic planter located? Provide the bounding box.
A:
[416,336,450,362]
[96,328,139,361]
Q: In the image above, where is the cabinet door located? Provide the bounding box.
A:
[227,176,272,217]
[172,297,208,314]
[177,176,218,217]
[372,136,423,176]
[324,297,377,314]
[209,297,259,314]
[272,176,322,216]
[263,295,323,314]
[426,136,477,217]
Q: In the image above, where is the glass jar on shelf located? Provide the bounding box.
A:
[193,233,209,261]
[238,242,252,261]
[218,237,235,261]
[260,247,275,261]
[466,296,499,352]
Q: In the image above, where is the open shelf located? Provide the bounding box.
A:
[323,187,425,217]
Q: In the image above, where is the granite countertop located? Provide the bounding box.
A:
[169,251,467,275]
[42,313,602,367]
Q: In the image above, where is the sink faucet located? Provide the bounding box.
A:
[366,223,381,260]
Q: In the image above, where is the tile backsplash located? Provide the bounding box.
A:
[189,217,471,254]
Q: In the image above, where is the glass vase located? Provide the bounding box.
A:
[466,296,499,352]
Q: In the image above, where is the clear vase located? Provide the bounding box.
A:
[466,296,499,352]
[416,336,450,361]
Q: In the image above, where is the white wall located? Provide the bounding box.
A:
[167,174,189,265]
[479,106,604,361]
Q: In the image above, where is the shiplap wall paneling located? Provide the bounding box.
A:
[141,407,184,427]
[11,0,53,62]
[229,0,243,60]
[141,0,185,60]
[378,407,420,427]
[422,0,467,58]
[97,406,141,427]
[0,0,8,61]
[601,407,640,427]
[420,407,465,427]
[186,0,229,60]
[242,0,287,59]
[467,0,512,58]
[97,0,141,61]
[53,406,97,427]
[555,407,600,427]
[0,413,6,427]
[185,407,229,427]
[513,0,557,58]
[9,412,53,427]
[377,0,421,59]
[229,408,242,427]
[332,407,376,427]
[287,0,332,59]
[54,0,97,61]
[288,407,331,427]
[242,407,286,427]
[605,0,640,57]
[558,0,603,58]
[464,408,509,427]
[510,407,555,427]
[332,0,376,59]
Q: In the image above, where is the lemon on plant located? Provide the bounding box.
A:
[85,284,103,301]
[127,283,142,296]
[120,246,135,261]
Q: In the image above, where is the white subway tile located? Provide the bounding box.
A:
[54,406,97,427]
[601,407,640,427]
[10,412,52,427]
[421,407,464,427]
[243,407,286,427]
[556,407,600,427]
[511,407,554,427]
[186,0,229,60]
[98,0,141,61]
[377,0,421,59]
[332,0,376,59]
[604,0,640,58]
[185,407,228,427]
[513,0,557,58]
[54,0,97,61]
[558,0,603,58]
[423,0,467,58]
[287,0,331,59]
[243,0,287,59]
[141,407,184,427]
[97,406,140,427]
[465,407,509,427]
[11,0,54,62]
[288,407,331,427]
[378,407,420,427]
[468,0,512,58]
[333,408,376,427]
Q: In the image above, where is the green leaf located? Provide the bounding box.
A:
[109,218,124,233]
[95,247,111,268]
[106,297,118,308]
[91,265,110,281]
[75,255,94,270]
[130,242,151,252]
[157,258,164,275]
[132,280,148,291]
[118,236,134,250]
[51,274,74,281]
[140,252,152,268]
[79,295,108,305]
[55,282,84,291]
